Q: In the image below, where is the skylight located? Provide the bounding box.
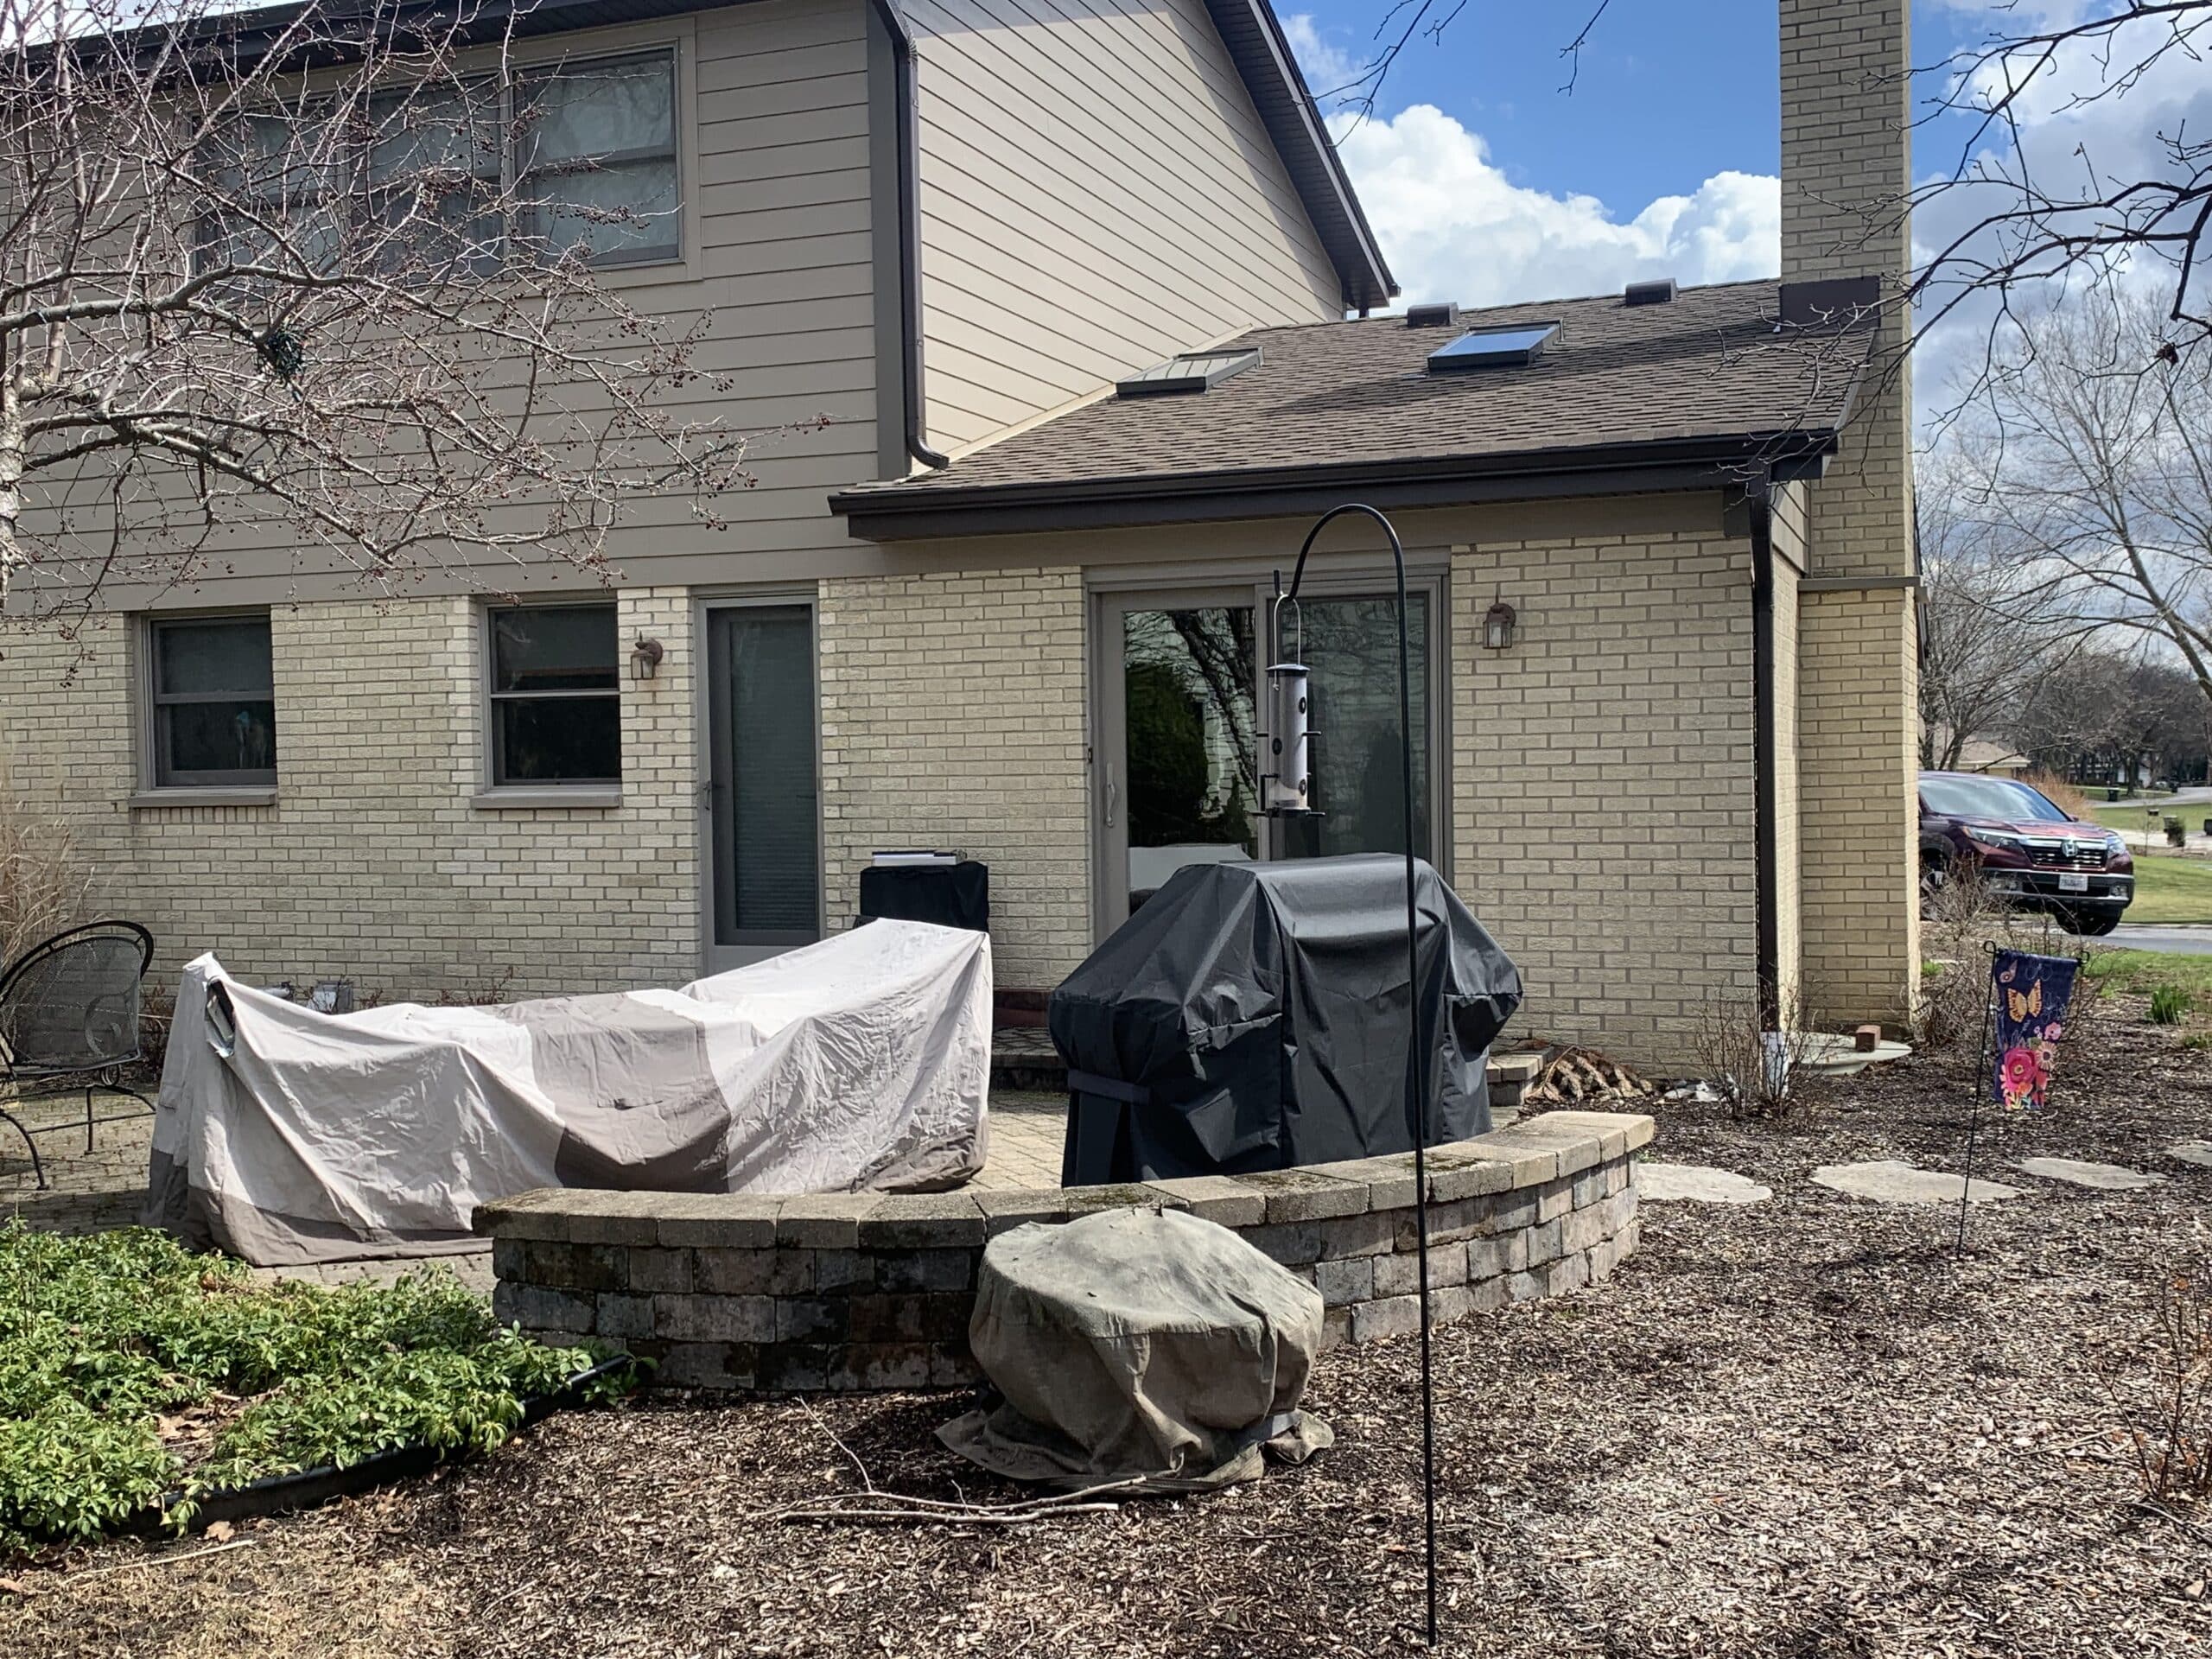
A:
[1116,348,1261,397]
[1427,323,1560,372]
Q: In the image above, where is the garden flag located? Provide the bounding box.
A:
[1990,950,2078,1111]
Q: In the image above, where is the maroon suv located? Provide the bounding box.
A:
[1918,772,2134,935]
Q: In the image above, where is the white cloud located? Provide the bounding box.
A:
[1910,4,2212,402]
[1281,13,1363,99]
[1329,105,1779,309]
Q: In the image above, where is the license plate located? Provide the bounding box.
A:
[2058,873,2088,893]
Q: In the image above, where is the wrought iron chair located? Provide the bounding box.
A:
[0,919,156,1189]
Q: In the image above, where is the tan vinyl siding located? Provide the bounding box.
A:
[14,0,883,612]
[909,0,1344,453]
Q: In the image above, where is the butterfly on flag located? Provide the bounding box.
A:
[1990,950,2077,1111]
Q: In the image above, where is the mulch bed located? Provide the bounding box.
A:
[4,995,2209,1657]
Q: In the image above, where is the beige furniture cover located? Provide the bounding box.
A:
[143,920,991,1265]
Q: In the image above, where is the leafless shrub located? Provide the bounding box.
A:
[2022,770,2095,820]
[1684,986,1829,1120]
[430,970,515,1008]
[2105,1262,2212,1508]
[0,769,98,969]
[1917,869,2005,1052]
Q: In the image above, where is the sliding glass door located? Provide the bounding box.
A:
[1094,581,1441,931]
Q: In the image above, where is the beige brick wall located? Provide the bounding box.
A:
[1780,0,1911,287]
[1798,586,1920,1025]
[0,591,701,999]
[1781,0,1913,582]
[1783,0,1919,1025]
[815,566,1090,991]
[1451,528,1759,1070]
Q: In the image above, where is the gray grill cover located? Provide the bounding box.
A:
[1052,855,1522,1184]
[938,1207,1331,1491]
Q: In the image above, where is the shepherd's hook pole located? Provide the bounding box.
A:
[1279,503,1439,1647]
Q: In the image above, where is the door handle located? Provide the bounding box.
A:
[1103,760,1117,829]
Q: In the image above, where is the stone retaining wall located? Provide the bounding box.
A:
[475,1109,1653,1392]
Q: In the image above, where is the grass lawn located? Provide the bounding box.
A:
[2087,798,2200,832]
[2124,853,2212,924]
[2085,946,2212,1001]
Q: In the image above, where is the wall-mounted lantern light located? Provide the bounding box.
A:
[630,636,665,681]
[1482,599,1518,652]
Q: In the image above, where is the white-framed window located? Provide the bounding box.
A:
[486,601,622,787]
[144,613,279,789]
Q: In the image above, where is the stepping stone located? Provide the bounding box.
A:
[1810,1160,2023,1206]
[2014,1156,2165,1192]
[2170,1142,2212,1168]
[1637,1162,1771,1205]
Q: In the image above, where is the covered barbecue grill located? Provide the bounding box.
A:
[1052,855,1522,1185]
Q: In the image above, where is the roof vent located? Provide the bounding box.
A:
[1404,302,1459,328]
[1116,347,1261,398]
[1777,275,1881,327]
[1624,278,1677,307]
[1427,322,1560,373]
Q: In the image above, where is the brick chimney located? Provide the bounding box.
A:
[1778,0,1920,1031]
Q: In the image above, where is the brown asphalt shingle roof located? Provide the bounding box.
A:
[835,280,1873,512]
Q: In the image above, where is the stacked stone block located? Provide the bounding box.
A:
[479,1109,1653,1392]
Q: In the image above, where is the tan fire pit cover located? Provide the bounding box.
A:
[938,1206,1332,1492]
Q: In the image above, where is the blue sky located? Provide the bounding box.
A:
[1284,2,1784,220]
[1274,0,2206,357]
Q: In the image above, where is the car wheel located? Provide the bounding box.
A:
[1919,852,1950,904]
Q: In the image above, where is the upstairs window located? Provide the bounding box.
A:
[519,53,681,267]
[487,604,621,786]
[364,81,505,273]
[196,48,682,278]
[149,615,278,788]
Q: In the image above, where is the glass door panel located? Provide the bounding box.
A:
[708,603,820,958]
[1120,604,1258,912]
[1274,592,1432,862]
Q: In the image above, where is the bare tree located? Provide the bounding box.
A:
[1949,287,2212,708]
[0,0,799,635]
[1910,3,2212,367]
[1916,455,2079,769]
[1329,3,2211,368]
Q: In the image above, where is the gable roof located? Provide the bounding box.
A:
[830,280,1878,539]
[1203,1,1395,313]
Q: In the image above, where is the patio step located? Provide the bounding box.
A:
[990,1027,1066,1093]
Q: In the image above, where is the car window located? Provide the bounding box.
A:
[1919,775,2070,822]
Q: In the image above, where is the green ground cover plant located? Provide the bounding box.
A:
[0,1225,627,1550]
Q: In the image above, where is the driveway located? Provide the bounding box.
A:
[2103,922,2212,955]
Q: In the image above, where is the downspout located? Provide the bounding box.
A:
[1749,480,1781,1030]
[867,0,949,471]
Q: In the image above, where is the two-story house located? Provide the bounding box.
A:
[0,0,1918,1067]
